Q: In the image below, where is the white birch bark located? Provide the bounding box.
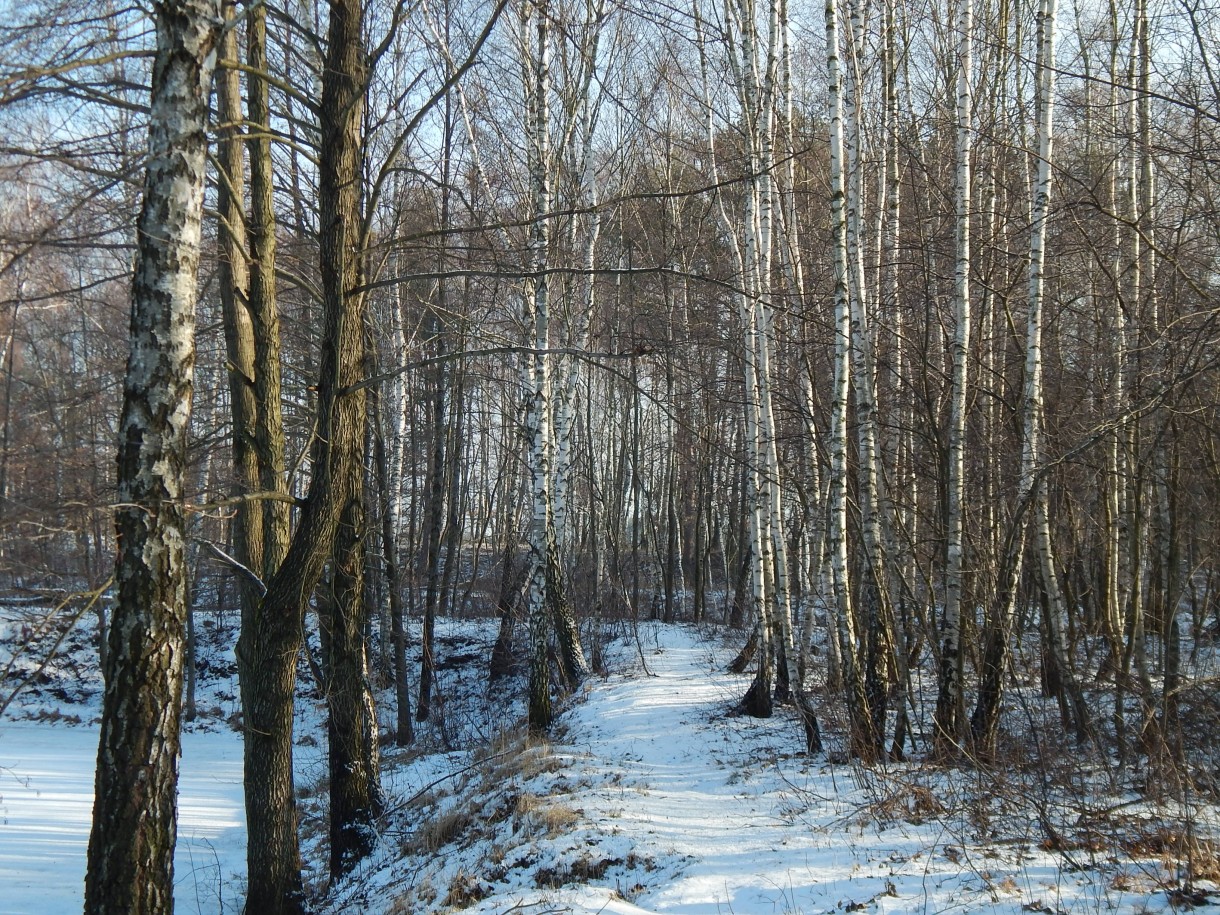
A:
[824,0,872,757]
[973,0,1082,755]
[775,0,822,694]
[693,1,762,667]
[1116,3,1151,693]
[842,0,899,755]
[695,0,816,742]
[1099,0,1128,682]
[1022,0,1088,743]
[551,0,606,561]
[877,0,913,758]
[85,1,219,909]
[523,0,556,730]
[730,0,777,714]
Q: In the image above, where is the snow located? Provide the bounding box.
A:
[0,720,248,914]
[326,623,1220,915]
[3,615,1219,914]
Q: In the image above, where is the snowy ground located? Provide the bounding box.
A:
[3,605,1219,914]
[0,719,254,914]
[327,624,1220,915]
[0,598,323,914]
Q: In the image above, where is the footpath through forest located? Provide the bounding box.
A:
[334,623,1213,915]
[3,619,1216,913]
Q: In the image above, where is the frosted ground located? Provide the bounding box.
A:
[2,606,1218,914]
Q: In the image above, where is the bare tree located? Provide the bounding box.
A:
[84,0,220,910]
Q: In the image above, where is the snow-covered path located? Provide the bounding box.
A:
[570,636,828,913]
[555,631,891,915]
[0,721,247,914]
[451,625,1215,915]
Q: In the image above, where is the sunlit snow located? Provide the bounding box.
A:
[0,722,247,914]
[3,621,1219,914]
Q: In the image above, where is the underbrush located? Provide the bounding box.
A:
[320,722,659,914]
[5,587,1219,914]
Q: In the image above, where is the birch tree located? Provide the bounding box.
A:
[696,0,820,751]
[521,0,589,730]
[934,0,972,756]
[84,0,220,909]
[824,0,873,759]
[971,0,1079,755]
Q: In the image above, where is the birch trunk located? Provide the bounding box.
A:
[842,4,896,751]
[694,0,767,710]
[525,0,557,731]
[372,363,413,743]
[552,0,605,566]
[934,0,972,756]
[84,2,219,910]
[825,0,872,759]
[971,0,1066,757]
[416,310,447,722]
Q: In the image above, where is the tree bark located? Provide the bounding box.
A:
[246,0,291,577]
[84,1,219,910]
[237,0,371,905]
[523,0,554,732]
[971,0,1060,758]
[319,491,383,877]
[824,0,872,760]
[935,0,972,758]
[216,6,262,613]
[372,367,413,743]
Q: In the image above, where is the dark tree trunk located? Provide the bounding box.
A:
[247,0,291,578]
[224,0,296,908]
[490,541,522,680]
[237,0,370,905]
[729,545,751,630]
[216,4,263,611]
[438,373,466,618]
[320,493,383,877]
[728,622,759,675]
[548,534,588,689]
[970,527,1027,759]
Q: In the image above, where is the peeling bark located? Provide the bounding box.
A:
[85,1,220,911]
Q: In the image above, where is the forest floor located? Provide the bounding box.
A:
[2,601,1219,914]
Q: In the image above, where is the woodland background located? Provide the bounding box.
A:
[1,0,1219,909]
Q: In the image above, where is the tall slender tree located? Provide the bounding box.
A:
[824,0,872,760]
[935,0,973,756]
[236,0,377,903]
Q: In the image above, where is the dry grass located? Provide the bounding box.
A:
[865,781,946,826]
[442,870,488,910]
[1122,827,1220,882]
[513,791,582,837]
[404,802,477,855]
[534,853,619,888]
[479,731,566,784]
